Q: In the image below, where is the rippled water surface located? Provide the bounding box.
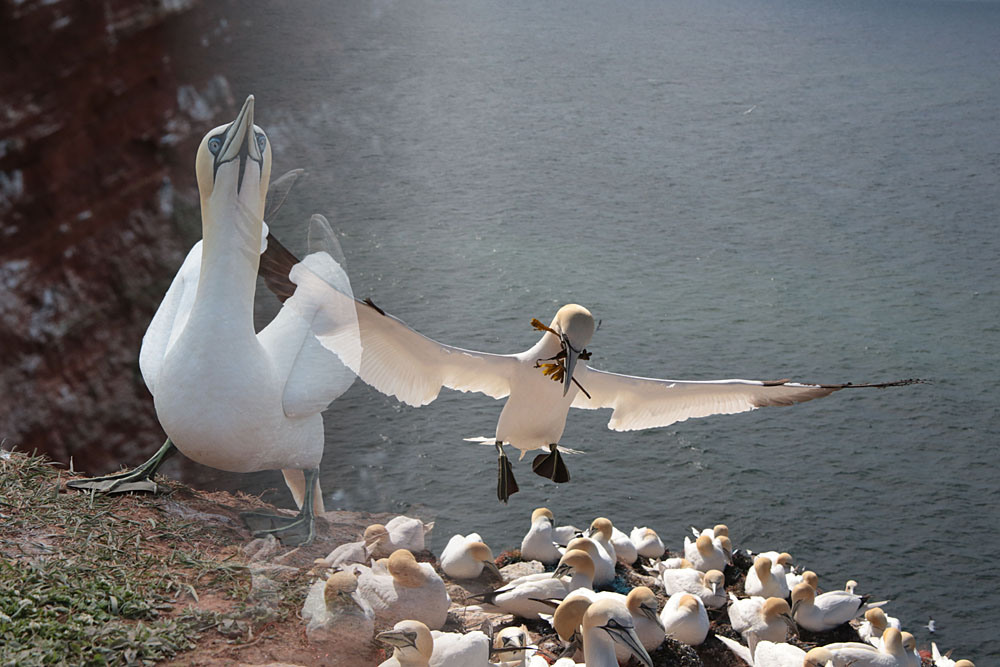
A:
[178,0,1000,658]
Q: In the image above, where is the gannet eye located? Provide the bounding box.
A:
[208,136,223,154]
[256,133,267,153]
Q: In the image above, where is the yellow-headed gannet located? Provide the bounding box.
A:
[728,595,795,644]
[609,524,639,565]
[300,570,376,662]
[791,582,887,633]
[366,516,435,558]
[67,96,359,546]
[630,527,666,559]
[806,627,908,666]
[439,533,501,580]
[900,631,921,667]
[377,620,434,667]
[520,507,564,565]
[492,625,530,667]
[659,592,709,646]
[660,566,727,609]
[289,296,921,501]
[858,607,901,647]
[355,548,450,630]
[564,534,616,587]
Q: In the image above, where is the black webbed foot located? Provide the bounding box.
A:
[242,510,316,546]
[532,444,570,483]
[66,439,176,495]
[496,442,519,503]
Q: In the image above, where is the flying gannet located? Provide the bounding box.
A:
[266,294,920,502]
[67,95,360,546]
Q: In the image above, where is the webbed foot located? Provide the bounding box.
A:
[242,468,319,546]
[66,439,176,495]
[532,444,570,483]
[496,442,519,504]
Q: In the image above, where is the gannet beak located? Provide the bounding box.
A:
[552,562,573,578]
[375,629,417,650]
[216,95,263,193]
[605,622,653,667]
[482,559,502,579]
[562,335,580,396]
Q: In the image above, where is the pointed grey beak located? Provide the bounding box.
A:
[562,335,580,396]
[219,95,258,163]
[375,629,417,650]
[552,562,573,579]
[606,623,653,667]
[482,559,501,579]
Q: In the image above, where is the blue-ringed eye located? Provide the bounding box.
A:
[256,134,267,153]
[208,136,223,154]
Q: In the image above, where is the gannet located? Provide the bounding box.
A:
[555,596,655,667]
[559,586,665,659]
[367,516,435,558]
[609,524,639,565]
[858,607,900,647]
[428,629,496,666]
[728,595,795,644]
[806,627,908,666]
[492,625,530,667]
[900,632,921,667]
[745,555,791,599]
[932,642,974,667]
[354,549,450,630]
[552,522,584,546]
[300,570,376,663]
[439,533,501,580]
[715,635,807,667]
[295,296,920,502]
[791,582,886,633]
[520,508,563,564]
[691,523,730,541]
[660,566,727,609]
[316,523,387,568]
[586,518,619,580]
[659,592,709,646]
[630,527,666,559]
[470,549,595,619]
[786,569,818,592]
[684,534,731,572]
[564,534,616,587]
[377,620,434,667]
[845,579,859,594]
[67,96,359,546]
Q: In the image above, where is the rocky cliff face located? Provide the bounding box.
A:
[0,0,238,471]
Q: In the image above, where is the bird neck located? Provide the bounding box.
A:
[193,202,263,330]
[581,628,618,667]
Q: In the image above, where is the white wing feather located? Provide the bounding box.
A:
[571,366,838,431]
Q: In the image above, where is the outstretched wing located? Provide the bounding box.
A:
[571,366,919,432]
[259,232,517,408]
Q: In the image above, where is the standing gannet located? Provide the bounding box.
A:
[520,508,563,564]
[563,535,616,587]
[586,518,619,578]
[292,296,921,502]
[439,533,501,580]
[67,95,359,546]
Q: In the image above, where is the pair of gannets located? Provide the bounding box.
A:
[728,595,796,644]
[556,587,664,660]
[354,549,450,630]
[68,95,359,545]
[791,582,887,633]
[302,273,920,502]
[551,596,654,667]
[659,566,727,609]
[471,549,595,619]
[745,554,792,599]
[858,607,901,647]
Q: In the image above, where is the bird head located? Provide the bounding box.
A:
[195,95,272,238]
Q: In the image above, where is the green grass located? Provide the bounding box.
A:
[0,448,260,666]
